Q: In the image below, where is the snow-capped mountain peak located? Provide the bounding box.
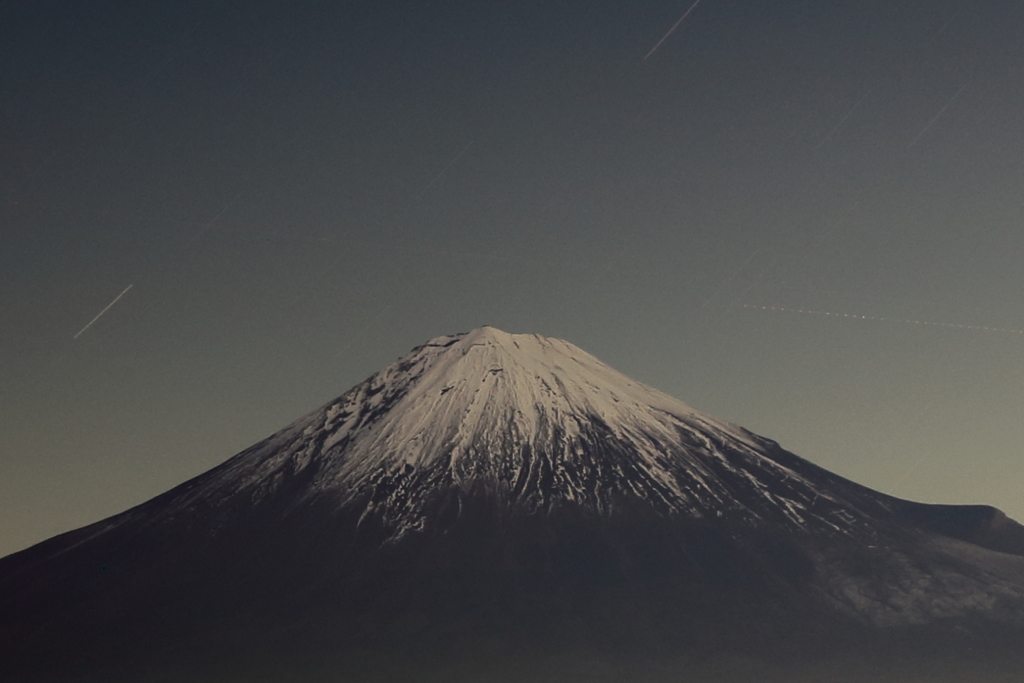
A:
[5,327,1024,683]
[176,328,875,539]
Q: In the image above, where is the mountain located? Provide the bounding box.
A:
[3,327,1024,682]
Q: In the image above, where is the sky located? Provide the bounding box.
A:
[2,0,1022,558]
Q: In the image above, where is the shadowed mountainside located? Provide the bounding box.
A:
[3,328,1023,682]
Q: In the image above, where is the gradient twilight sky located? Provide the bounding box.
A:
[2,0,1023,558]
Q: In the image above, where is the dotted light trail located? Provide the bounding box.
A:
[739,304,1024,335]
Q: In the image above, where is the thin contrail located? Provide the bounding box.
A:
[644,0,702,61]
[909,85,965,147]
[417,141,474,199]
[816,90,872,149]
[699,248,761,309]
[885,452,932,496]
[184,189,247,248]
[73,285,134,339]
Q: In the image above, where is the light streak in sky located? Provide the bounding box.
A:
[644,0,702,61]
[908,84,966,147]
[417,141,474,199]
[816,90,872,149]
[740,304,1024,335]
[700,248,761,309]
[73,285,134,339]
[184,189,247,248]
[886,453,933,497]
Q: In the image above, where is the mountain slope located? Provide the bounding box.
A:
[3,327,1023,682]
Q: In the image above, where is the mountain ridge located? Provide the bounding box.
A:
[3,327,1023,682]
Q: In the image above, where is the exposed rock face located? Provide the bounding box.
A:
[3,327,1023,682]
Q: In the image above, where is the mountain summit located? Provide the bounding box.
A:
[183,325,886,535]
[3,328,1024,682]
